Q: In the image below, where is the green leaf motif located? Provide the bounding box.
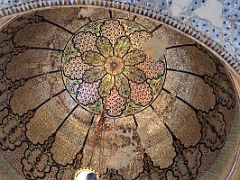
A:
[123,22,142,35]
[115,37,130,58]
[88,99,103,114]
[123,100,141,115]
[82,51,105,66]
[148,78,164,95]
[63,44,78,62]
[99,74,115,97]
[67,79,81,95]
[83,67,106,83]
[115,74,130,98]
[124,49,146,65]
[83,21,101,34]
[123,66,146,84]
[97,37,113,58]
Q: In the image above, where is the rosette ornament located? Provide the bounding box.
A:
[62,19,166,117]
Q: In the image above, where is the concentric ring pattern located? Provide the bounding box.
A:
[0,7,238,180]
[62,18,166,117]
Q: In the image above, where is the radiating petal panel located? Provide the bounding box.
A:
[135,107,176,168]
[152,91,202,147]
[6,49,62,81]
[166,46,217,76]
[80,116,144,179]
[50,106,93,165]
[164,71,216,112]
[10,73,64,116]
[152,26,195,47]
[14,22,71,50]
[26,91,77,144]
[36,8,90,33]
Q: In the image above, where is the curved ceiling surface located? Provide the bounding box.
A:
[0,7,239,180]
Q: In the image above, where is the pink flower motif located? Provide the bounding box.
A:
[73,32,97,53]
[137,58,165,79]
[104,87,126,117]
[100,20,125,45]
[76,81,100,105]
[22,145,52,179]
[129,31,151,50]
[130,81,153,106]
[64,56,90,80]
[63,19,166,117]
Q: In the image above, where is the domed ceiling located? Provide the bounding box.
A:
[0,7,239,180]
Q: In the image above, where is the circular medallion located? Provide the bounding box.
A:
[104,57,124,75]
[62,19,166,117]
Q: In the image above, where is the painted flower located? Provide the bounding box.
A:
[63,19,166,117]
[0,112,24,150]
[0,110,34,150]
[197,109,226,150]
[22,145,53,179]
[80,35,155,117]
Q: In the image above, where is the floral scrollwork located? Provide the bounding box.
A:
[171,140,202,180]
[22,135,55,179]
[0,110,34,150]
[137,153,167,180]
[102,168,125,180]
[62,19,166,118]
[166,124,202,180]
[204,64,235,109]
[197,109,226,151]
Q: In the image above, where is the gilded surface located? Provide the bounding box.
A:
[0,7,238,180]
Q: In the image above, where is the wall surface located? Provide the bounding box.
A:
[0,1,239,179]
[0,0,239,62]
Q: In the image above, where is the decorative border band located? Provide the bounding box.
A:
[0,0,239,75]
[0,0,239,179]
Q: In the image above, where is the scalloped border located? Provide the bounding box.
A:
[0,0,239,76]
[0,1,239,179]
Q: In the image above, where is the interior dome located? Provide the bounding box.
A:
[0,7,239,180]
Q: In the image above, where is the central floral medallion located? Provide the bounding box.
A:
[62,19,166,117]
[104,57,124,75]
